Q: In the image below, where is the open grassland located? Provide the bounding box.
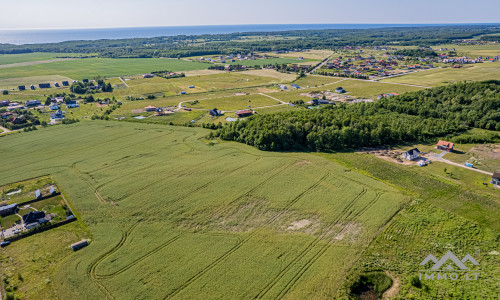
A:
[113,73,280,98]
[0,58,208,81]
[184,94,280,111]
[382,62,500,86]
[272,77,424,102]
[0,53,86,65]
[0,121,407,299]
[328,153,499,299]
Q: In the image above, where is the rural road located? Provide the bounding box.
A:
[118,77,129,87]
[0,126,12,134]
[424,152,494,176]
[308,56,332,74]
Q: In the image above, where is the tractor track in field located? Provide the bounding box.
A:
[113,151,240,202]
[95,234,182,279]
[72,163,108,205]
[163,171,331,299]
[206,161,298,220]
[255,187,370,299]
[87,222,140,299]
[273,191,384,300]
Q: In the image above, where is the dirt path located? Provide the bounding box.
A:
[383,271,400,299]
[0,58,79,69]
[424,152,494,176]
[0,126,11,133]
[258,92,287,104]
[118,77,129,87]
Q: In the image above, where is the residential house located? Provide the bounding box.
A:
[0,100,10,107]
[51,97,65,103]
[62,81,69,86]
[66,100,79,108]
[291,84,300,89]
[49,104,60,110]
[0,203,17,217]
[235,110,254,118]
[491,173,500,186]
[145,105,157,112]
[335,87,346,93]
[437,140,454,152]
[22,211,47,229]
[18,85,26,91]
[209,108,222,117]
[38,83,51,89]
[143,74,154,78]
[25,100,41,107]
[402,148,421,160]
[54,82,60,87]
[50,110,64,120]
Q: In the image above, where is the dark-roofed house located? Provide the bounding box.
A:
[25,100,41,107]
[0,100,10,107]
[209,108,222,116]
[39,83,51,89]
[491,173,500,186]
[437,140,454,152]
[0,203,17,217]
[235,110,254,118]
[83,79,89,83]
[18,85,26,91]
[62,81,69,86]
[335,87,346,93]
[22,211,45,225]
[50,110,64,120]
[66,100,79,108]
[402,148,421,160]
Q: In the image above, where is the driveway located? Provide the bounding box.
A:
[424,150,493,176]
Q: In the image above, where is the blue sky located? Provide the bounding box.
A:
[2,0,499,29]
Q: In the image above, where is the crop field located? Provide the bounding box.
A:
[0,53,86,65]
[0,121,409,299]
[0,58,209,81]
[382,62,500,86]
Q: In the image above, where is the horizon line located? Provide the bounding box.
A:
[2,22,500,31]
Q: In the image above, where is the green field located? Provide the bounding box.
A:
[185,94,280,111]
[382,62,500,86]
[0,53,86,65]
[0,58,209,82]
[0,121,408,299]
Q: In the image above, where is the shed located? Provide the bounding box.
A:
[71,240,89,251]
[0,203,18,217]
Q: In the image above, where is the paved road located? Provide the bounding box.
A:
[424,151,493,176]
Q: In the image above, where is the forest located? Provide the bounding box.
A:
[215,80,500,151]
[1,25,499,58]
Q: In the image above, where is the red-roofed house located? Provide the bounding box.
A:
[437,140,454,152]
[235,110,254,118]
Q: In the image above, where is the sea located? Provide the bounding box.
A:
[0,24,496,45]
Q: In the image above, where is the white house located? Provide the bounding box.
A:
[402,148,421,161]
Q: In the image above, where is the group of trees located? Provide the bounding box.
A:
[393,49,438,58]
[215,80,500,151]
[1,25,498,58]
[70,78,113,94]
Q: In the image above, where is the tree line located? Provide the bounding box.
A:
[215,80,500,151]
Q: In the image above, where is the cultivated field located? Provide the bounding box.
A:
[0,58,208,81]
[0,121,407,299]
